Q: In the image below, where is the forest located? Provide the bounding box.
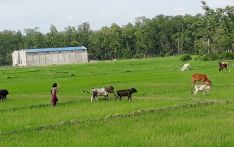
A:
[0,1,233,65]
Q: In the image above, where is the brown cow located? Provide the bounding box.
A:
[192,74,211,86]
[219,62,229,71]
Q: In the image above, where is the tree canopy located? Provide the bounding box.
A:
[0,3,233,65]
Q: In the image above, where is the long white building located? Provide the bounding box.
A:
[12,46,88,66]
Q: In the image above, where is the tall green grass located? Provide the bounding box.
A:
[1,103,234,147]
[0,56,233,146]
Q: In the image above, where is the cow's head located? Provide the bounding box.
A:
[204,80,212,86]
[105,86,115,93]
[131,88,137,93]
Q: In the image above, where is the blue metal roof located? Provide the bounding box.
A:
[25,46,87,53]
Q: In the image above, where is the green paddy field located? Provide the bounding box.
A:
[0,56,233,146]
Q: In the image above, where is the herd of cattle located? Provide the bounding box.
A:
[182,61,230,96]
[0,61,230,102]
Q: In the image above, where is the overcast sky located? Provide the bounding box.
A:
[0,0,233,33]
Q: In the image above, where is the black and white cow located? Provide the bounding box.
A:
[90,86,115,103]
[0,89,9,101]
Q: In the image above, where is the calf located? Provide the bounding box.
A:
[192,85,211,96]
[0,89,9,101]
[90,86,115,103]
[116,88,137,101]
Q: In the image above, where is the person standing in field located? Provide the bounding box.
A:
[51,83,59,106]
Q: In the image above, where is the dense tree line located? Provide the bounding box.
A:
[0,2,233,65]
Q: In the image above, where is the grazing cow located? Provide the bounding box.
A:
[0,89,9,101]
[219,62,229,71]
[180,63,191,71]
[90,86,115,103]
[116,88,137,101]
[192,74,211,86]
[192,85,211,95]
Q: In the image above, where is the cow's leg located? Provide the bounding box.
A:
[115,94,119,101]
[104,95,109,101]
[91,96,93,103]
[204,89,210,96]
[224,65,228,70]
[193,89,197,95]
[92,92,98,102]
[91,92,96,103]
[106,94,110,101]
[103,93,108,100]
[191,88,194,94]
[203,90,206,96]
[129,96,132,101]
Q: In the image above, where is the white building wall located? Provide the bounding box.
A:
[13,49,88,66]
[26,53,34,66]
[45,53,52,65]
[12,50,19,66]
[51,52,58,64]
[81,52,88,62]
[39,53,46,65]
[12,50,27,66]
[64,52,70,63]
[58,52,65,64]
[21,50,27,66]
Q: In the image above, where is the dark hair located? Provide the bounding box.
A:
[52,83,57,87]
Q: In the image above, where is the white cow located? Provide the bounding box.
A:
[180,63,191,71]
[192,85,211,95]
